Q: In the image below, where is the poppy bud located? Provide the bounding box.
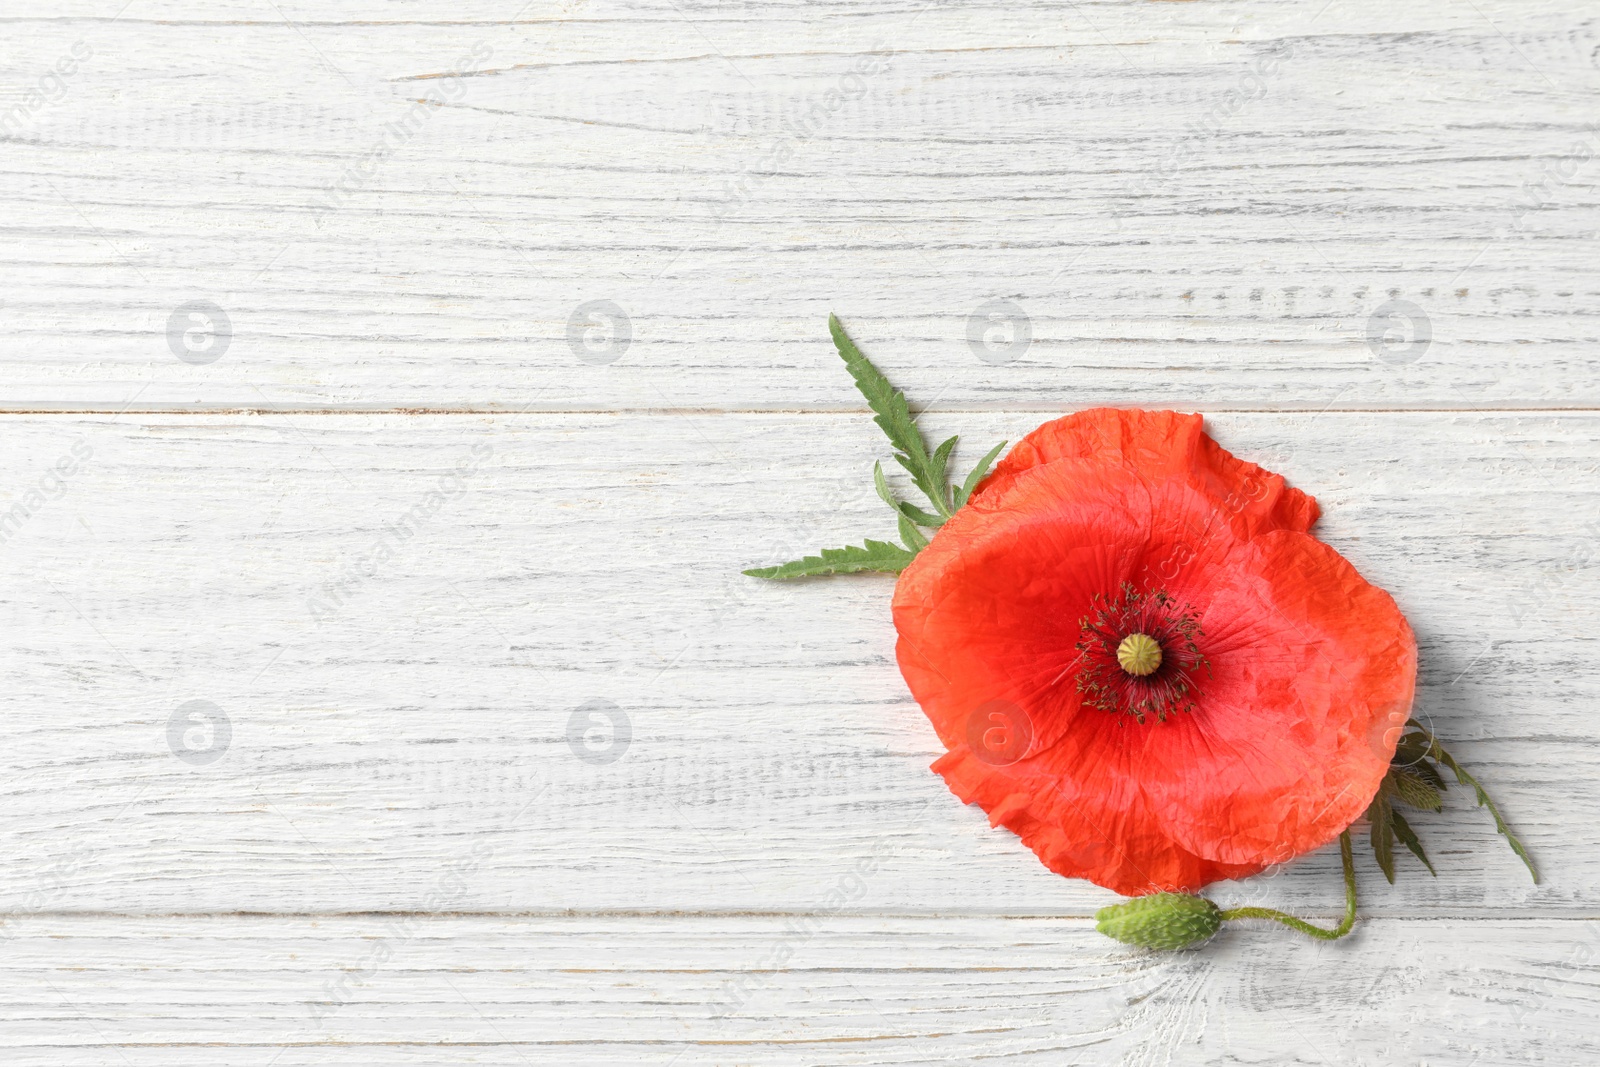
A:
[1095,892,1222,950]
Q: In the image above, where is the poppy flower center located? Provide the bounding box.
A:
[1116,633,1162,676]
[1075,584,1208,724]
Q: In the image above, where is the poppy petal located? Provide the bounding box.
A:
[893,411,1415,895]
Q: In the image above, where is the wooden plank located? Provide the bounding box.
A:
[0,2,1586,1055]
[0,914,1593,1064]
[0,411,1587,914]
[1,1,1595,409]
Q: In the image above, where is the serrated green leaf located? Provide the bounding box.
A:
[1367,789,1397,884]
[874,461,933,554]
[1412,722,1539,884]
[743,318,1009,582]
[875,461,941,529]
[896,500,946,528]
[955,440,1007,508]
[897,514,928,552]
[829,315,943,508]
[872,461,897,511]
[929,435,958,511]
[743,539,917,579]
[1389,765,1444,812]
[1393,731,1434,768]
[1405,757,1448,792]
[1389,809,1437,876]
[891,451,927,492]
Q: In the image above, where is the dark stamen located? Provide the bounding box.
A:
[1074,583,1208,724]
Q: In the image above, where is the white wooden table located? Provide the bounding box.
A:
[1,1,1595,1062]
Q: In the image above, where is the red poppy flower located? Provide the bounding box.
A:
[892,408,1417,896]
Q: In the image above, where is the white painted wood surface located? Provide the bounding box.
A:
[1,915,1597,1065]
[3,0,1598,411]
[1,1,1596,1063]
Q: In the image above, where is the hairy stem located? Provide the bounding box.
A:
[1219,831,1358,941]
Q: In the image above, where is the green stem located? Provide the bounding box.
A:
[1219,831,1358,941]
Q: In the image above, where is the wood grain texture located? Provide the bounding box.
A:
[1,1,1595,1061]
[0,914,1595,1065]
[0,411,1585,917]
[0,0,1597,409]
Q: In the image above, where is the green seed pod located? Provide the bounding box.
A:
[1095,892,1222,950]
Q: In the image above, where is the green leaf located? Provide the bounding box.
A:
[876,458,944,540]
[872,461,898,512]
[829,315,941,507]
[955,440,1007,508]
[1404,757,1448,792]
[1392,730,1435,769]
[896,500,946,528]
[743,539,917,579]
[897,514,928,552]
[891,451,930,497]
[1366,771,1439,882]
[1389,765,1444,812]
[742,317,1010,581]
[1413,723,1539,884]
[929,435,959,513]
[1367,789,1397,884]
[830,315,1009,523]
[1389,809,1437,876]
